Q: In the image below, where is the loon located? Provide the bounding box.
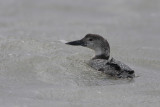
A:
[66,34,135,79]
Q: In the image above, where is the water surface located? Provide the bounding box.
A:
[0,0,160,107]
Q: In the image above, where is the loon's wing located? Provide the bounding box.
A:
[109,58,134,74]
[88,59,123,76]
[88,58,135,78]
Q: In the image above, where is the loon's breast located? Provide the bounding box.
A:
[88,58,135,78]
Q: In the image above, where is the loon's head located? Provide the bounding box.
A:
[66,34,110,60]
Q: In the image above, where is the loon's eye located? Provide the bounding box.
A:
[89,38,93,41]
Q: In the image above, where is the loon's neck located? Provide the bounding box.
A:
[92,54,110,60]
[93,47,110,60]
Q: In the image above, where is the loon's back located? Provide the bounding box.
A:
[88,58,135,78]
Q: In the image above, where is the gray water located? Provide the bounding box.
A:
[0,0,160,107]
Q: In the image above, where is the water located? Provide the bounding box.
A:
[0,0,160,107]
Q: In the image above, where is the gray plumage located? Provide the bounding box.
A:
[66,34,135,79]
[89,58,134,78]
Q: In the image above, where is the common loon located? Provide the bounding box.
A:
[66,34,135,79]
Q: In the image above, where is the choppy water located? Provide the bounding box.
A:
[0,0,160,107]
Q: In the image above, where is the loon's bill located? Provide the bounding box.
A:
[66,40,87,46]
[66,34,135,79]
